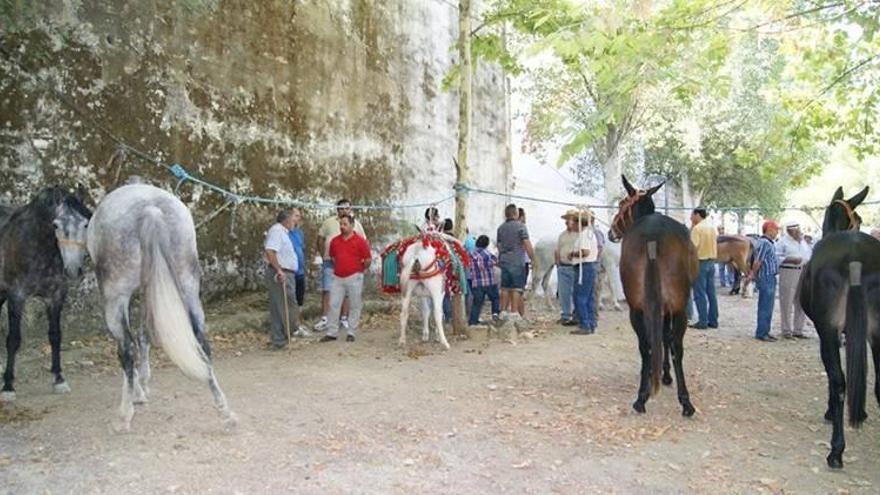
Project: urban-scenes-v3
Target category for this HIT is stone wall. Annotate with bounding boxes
[0,1,512,339]
[0,0,512,305]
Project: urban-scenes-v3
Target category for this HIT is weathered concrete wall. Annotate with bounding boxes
[0,0,511,310]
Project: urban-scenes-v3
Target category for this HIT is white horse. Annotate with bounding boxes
[87,184,236,431]
[397,239,450,350]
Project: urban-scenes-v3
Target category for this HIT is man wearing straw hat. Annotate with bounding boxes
[264,209,302,349]
[562,208,598,335]
[776,220,812,339]
[556,209,587,326]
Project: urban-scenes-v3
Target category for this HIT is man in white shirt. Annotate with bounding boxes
[565,210,598,335]
[265,209,303,348]
[776,220,812,339]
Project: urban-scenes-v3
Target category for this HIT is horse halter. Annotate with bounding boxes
[57,238,87,249]
[833,199,860,231]
[610,190,647,238]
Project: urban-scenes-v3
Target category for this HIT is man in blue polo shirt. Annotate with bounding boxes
[749,220,780,342]
[286,208,310,337]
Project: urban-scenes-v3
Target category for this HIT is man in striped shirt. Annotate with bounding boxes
[748,220,781,342]
[468,235,500,325]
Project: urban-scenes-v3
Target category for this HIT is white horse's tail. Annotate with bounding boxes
[140,206,210,382]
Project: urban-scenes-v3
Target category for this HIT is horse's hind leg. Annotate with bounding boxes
[671,312,695,417]
[398,285,413,347]
[103,295,137,431]
[420,296,432,343]
[187,297,237,426]
[133,330,151,403]
[430,280,450,350]
[662,315,673,386]
[1,296,22,401]
[630,310,651,413]
[818,325,846,468]
[872,331,880,408]
[46,298,70,394]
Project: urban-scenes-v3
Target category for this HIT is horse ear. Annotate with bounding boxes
[646,181,665,196]
[832,187,844,201]
[621,175,636,196]
[847,186,869,209]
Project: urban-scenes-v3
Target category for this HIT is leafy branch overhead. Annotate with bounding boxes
[467,0,878,206]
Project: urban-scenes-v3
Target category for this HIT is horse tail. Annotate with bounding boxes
[845,261,867,428]
[140,206,210,382]
[644,241,663,396]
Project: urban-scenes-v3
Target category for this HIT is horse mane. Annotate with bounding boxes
[27,187,92,219]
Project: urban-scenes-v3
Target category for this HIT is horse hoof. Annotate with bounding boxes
[826,453,843,469]
[824,410,833,422]
[662,375,673,386]
[682,404,696,417]
[632,401,646,414]
[113,420,132,433]
[223,411,240,429]
[397,339,407,348]
[0,390,16,402]
[53,381,71,394]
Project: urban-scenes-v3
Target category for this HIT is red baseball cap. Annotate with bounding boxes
[762,220,779,232]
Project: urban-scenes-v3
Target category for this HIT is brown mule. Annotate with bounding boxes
[717,235,753,296]
[608,176,698,416]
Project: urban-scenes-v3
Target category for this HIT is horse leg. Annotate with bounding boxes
[1,296,23,401]
[818,326,846,468]
[185,293,236,426]
[104,296,137,431]
[630,310,651,413]
[135,330,151,402]
[872,332,880,409]
[671,312,695,417]
[398,284,412,347]
[662,315,673,386]
[431,279,450,350]
[46,297,71,394]
[420,296,432,343]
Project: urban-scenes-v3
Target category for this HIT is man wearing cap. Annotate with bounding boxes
[749,220,781,342]
[555,210,585,325]
[689,208,719,330]
[776,221,812,339]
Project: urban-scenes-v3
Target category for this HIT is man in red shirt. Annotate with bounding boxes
[320,214,372,342]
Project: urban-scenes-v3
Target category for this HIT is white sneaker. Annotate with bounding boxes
[313,317,328,332]
[293,327,312,338]
[341,317,350,330]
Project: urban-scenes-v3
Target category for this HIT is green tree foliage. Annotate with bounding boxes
[474,0,875,206]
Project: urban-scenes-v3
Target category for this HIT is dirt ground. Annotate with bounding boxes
[2,289,880,494]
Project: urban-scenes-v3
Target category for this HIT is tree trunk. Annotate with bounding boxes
[452,0,471,339]
[600,127,621,207]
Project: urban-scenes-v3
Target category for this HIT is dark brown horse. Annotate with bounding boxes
[608,176,698,416]
[717,235,753,296]
[799,186,879,469]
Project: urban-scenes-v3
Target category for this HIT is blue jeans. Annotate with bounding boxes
[469,285,500,325]
[557,264,576,320]
[693,260,719,327]
[756,276,777,338]
[443,293,452,322]
[717,263,730,287]
[574,263,597,331]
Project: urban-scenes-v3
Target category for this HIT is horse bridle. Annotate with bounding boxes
[833,199,860,231]
[610,190,647,238]
[57,238,87,249]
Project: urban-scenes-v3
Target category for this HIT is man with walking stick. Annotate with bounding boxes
[264,209,303,349]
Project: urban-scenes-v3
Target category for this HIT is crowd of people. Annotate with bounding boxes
[261,198,849,349]
[685,212,816,342]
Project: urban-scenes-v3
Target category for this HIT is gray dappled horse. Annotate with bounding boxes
[799,186,879,469]
[88,184,235,430]
[0,187,91,401]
